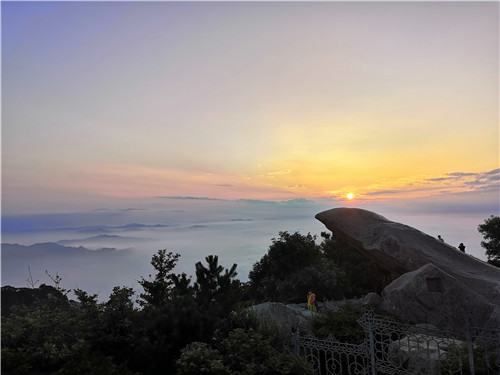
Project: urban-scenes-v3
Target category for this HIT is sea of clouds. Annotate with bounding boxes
[2,195,497,301]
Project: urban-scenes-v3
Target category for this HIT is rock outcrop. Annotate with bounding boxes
[388,331,465,375]
[250,302,311,333]
[381,263,495,333]
[316,207,500,331]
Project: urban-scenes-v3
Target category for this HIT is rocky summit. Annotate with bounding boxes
[316,207,500,332]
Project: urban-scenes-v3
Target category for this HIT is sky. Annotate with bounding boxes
[1,1,499,297]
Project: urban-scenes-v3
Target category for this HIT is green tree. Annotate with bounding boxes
[138,249,180,308]
[194,255,238,308]
[478,215,500,267]
[320,231,397,296]
[132,251,243,374]
[192,255,241,340]
[131,295,204,375]
[249,231,340,303]
[133,250,200,374]
[98,286,138,366]
[172,272,194,297]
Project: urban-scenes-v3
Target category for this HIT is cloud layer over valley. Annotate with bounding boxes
[3,195,497,300]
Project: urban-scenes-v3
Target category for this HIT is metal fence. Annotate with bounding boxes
[293,309,500,375]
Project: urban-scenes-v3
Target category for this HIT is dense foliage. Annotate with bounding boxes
[321,232,400,295]
[177,327,313,375]
[478,215,500,267]
[2,287,132,375]
[248,231,396,303]
[1,242,312,375]
[2,250,244,375]
[309,303,365,344]
[248,231,341,303]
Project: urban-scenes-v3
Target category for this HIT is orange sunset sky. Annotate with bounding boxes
[2,1,498,214]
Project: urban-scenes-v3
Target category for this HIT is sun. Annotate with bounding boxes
[346,193,354,200]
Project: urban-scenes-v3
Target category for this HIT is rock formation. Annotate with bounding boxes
[316,207,500,331]
[381,263,495,333]
[388,330,465,375]
[250,302,312,334]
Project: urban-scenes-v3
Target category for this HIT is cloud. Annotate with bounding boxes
[279,198,316,205]
[357,168,499,199]
[1,215,171,235]
[448,172,478,177]
[427,177,454,182]
[425,169,499,189]
[365,190,402,196]
[1,197,334,298]
[156,196,227,201]
[92,208,147,212]
[56,234,141,246]
[1,242,143,300]
[485,169,500,175]
[464,169,499,190]
[237,199,278,205]
[267,169,291,176]
[361,185,499,217]
[2,189,496,299]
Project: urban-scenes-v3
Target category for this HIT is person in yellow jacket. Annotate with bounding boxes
[307,291,317,313]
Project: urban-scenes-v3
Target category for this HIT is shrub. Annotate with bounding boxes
[310,303,365,344]
[177,342,231,375]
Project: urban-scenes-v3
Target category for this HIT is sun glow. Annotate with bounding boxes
[347,193,354,200]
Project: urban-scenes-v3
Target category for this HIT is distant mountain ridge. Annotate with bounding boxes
[56,234,139,246]
[2,221,170,234]
[1,242,138,298]
[1,242,128,259]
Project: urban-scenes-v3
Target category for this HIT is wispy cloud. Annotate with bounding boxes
[365,190,402,196]
[261,169,292,181]
[335,168,500,200]
[424,169,499,191]
[156,196,227,201]
[279,198,316,205]
[92,208,147,212]
[427,177,454,182]
[448,172,478,177]
[463,169,499,190]
[237,199,277,205]
[267,169,291,176]
[485,169,500,175]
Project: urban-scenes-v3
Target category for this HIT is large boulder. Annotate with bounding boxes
[388,331,465,375]
[315,208,500,306]
[249,302,311,334]
[381,263,495,333]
